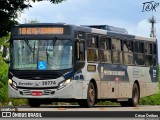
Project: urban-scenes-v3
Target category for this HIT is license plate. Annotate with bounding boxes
[32,91,42,96]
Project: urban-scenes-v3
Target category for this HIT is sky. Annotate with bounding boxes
[18,0,160,62]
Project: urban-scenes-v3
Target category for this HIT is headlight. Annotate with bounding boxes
[65,79,71,84]
[58,79,71,90]
[8,79,13,84]
[8,79,17,90]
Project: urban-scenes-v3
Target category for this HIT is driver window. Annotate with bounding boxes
[76,40,85,61]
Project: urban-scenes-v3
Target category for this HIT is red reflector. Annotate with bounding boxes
[115,77,119,81]
[32,91,42,96]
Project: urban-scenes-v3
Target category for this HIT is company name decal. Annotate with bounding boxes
[19,82,33,86]
[103,70,125,76]
[100,67,125,78]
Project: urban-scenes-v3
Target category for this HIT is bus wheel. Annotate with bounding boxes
[78,82,96,108]
[28,99,41,107]
[129,83,139,107]
[87,82,96,107]
[120,83,139,107]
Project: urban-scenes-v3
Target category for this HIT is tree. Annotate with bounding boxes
[0,0,65,38]
[25,18,40,24]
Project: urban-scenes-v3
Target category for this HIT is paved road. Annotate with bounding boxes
[17,105,160,111]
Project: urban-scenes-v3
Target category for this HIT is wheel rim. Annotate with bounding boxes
[88,84,95,105]
[133,87,139,104]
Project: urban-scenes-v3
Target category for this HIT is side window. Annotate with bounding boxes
[123,40,133,65]
[134,41,145,66]
[79,42,85,61]
[134,41,144,53]
[112,38,122,64]
[100,37,111,50]
[100,36,111,63]
[76,40,85,61]
[112,38,121,51]
[145,43,152,54]
[87,35,98,48]
[153,44,157,55]
[87,49,99,62]
[134,54,145,66]
[153,43,157,66]
[87,34,99,62]
[123,41,133,52]
[145,43,152,66]
[145,55,152,66]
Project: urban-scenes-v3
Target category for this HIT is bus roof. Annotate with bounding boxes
[81,25,128,34]
[14,23,157,42]
[81,25,156,42]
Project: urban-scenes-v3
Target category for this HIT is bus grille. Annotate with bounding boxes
[21,90,52,95]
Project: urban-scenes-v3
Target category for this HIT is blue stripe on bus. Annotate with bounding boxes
[97,64,158,82]
[63,70,75,79]
[63,69,84,80]
[74,71,84,80]
[97,64,129,81]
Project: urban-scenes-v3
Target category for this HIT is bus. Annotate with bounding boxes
[2,23,158,107]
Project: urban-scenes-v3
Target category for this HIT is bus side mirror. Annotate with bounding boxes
[2,46,7,58]
[2,45,10,64]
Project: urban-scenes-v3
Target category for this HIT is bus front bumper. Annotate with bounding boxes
[8,80,88,99]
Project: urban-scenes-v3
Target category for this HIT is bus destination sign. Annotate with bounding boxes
[19,27,64,35]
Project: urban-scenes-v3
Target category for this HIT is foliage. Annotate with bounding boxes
[139,92,160,105]
[97,101,119,106]
[0,57,8,85]
[0,0,66,38]
[26,18,40,24]
[0,55,8,104]
[33,0,65,4]
[0,33,10,46]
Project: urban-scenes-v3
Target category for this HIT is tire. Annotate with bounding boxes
[28,99,41,107]
[78,82,96,108]
[120,83,139,107]
[129,83,139,107]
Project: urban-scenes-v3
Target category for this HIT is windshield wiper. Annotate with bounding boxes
[24,40,33,53]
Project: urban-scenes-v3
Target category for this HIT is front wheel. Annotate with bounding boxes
[78,82,96,108]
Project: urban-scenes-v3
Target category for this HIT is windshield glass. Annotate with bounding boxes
[10,40,72,70]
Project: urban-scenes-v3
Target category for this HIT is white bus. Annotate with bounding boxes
[3,23,158,107]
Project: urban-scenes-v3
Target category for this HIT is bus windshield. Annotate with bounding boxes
[10,40,72,70]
